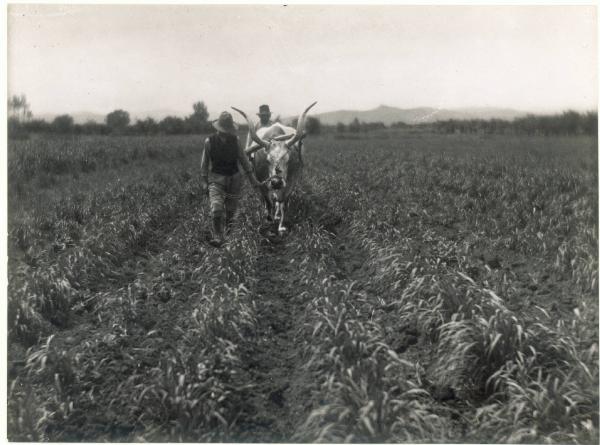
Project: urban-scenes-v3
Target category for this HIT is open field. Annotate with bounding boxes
[7,130,599,442]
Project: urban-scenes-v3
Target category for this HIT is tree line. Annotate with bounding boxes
[334,111,597,136]
[336,118,387,133]
[421,110,598,136]
[7,94,597,138]
[7,95,326,139]
[8,98,216,138]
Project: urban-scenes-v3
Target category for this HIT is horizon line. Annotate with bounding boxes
[28,103,599,119]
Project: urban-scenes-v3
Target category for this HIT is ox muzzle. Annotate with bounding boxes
[270,176,285,190]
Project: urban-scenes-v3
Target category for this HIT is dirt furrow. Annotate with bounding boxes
[234,236,305,442]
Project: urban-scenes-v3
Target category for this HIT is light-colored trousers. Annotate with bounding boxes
[207,171,242,216]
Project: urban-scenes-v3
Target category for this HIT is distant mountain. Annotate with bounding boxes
[313,105,527,126]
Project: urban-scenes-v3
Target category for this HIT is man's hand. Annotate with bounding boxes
[249,175,265,193]
[200,178,209,195]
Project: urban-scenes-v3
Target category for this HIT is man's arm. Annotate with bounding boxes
[200,137,210,181]
[200,138,210,193]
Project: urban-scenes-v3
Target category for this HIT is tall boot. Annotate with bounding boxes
[210,213,224,247]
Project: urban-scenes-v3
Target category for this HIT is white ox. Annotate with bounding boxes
[232,102,317,234]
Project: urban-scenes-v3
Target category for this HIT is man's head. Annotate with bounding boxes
[212,111,238,135]
[257,104,272,125]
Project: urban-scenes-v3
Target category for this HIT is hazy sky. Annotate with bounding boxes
[7,4,598,118]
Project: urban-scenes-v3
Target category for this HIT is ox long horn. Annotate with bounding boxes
[231,107,269,154]
[286,101,318,148]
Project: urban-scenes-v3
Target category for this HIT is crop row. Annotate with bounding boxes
[289,134,598,442]
[8,135,204,203]
[8,155,268,440]
[8,169,202,345]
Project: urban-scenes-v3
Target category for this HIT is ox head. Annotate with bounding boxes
[232,102,317,191]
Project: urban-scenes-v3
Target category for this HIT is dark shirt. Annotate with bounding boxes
[200,133,253,178]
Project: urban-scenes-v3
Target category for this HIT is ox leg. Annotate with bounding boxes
[277,202,287,234]
[265,199,274,222]
[261,189,274,222]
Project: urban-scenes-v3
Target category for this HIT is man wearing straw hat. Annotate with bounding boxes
[200,111,262,247]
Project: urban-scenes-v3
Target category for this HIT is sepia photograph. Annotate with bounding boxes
[5,3,599,443]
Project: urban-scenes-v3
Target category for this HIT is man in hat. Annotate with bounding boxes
[201,111,262,247]
[245,104,274,151]
[257,104,274,129]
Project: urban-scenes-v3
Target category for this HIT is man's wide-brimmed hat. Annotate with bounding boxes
[257,104,272,117]
[212,111,238,134]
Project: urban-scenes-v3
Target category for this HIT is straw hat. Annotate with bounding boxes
[212,111,238,134]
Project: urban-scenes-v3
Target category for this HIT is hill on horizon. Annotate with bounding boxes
[312,105,528,126]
